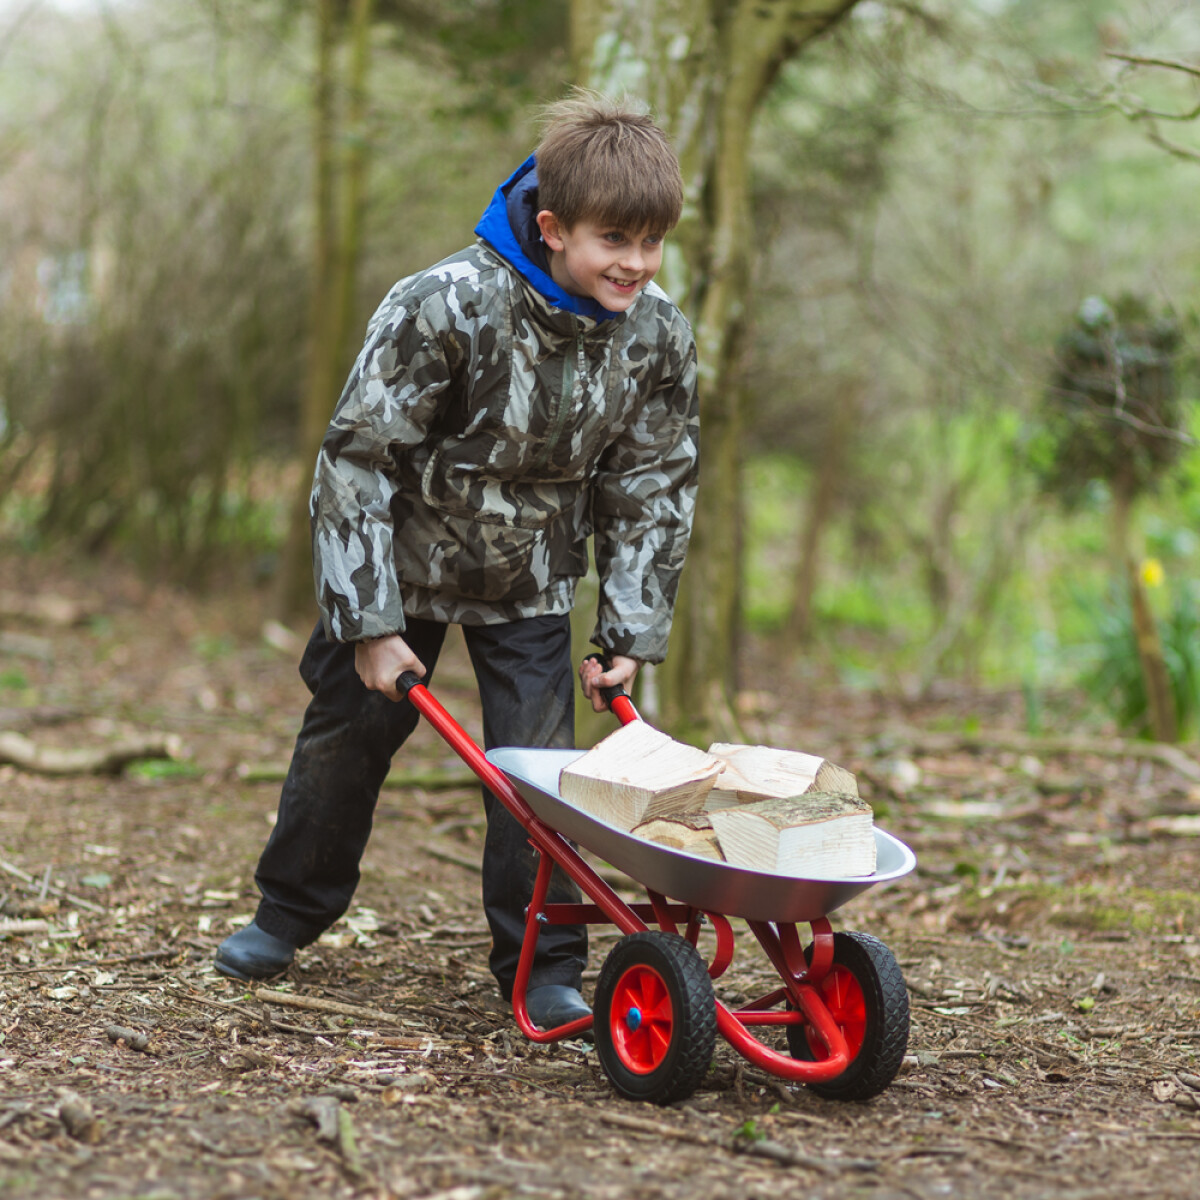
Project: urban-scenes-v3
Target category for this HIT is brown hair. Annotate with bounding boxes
[536,92,683,234]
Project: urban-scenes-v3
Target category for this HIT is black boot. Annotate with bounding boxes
[525,984,592,1032]
[215,921,296,981]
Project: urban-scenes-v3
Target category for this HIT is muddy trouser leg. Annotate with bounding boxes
[462,615,586,1002]
[251,618,449,948]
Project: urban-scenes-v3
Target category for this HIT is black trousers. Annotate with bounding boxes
[252,614,586,1000]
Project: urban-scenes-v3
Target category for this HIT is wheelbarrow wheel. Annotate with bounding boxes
[594,931,716,1105]
[787,930,909,1101]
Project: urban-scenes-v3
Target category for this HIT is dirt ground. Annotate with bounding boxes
[3,553,1200,1200]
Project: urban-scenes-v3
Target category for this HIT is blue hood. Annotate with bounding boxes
[475,155,619,323]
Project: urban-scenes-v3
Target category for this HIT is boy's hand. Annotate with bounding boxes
[354,635,426,702]
[579,654,641,713]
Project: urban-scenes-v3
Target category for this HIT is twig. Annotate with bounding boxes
[597,1110,873,1175]
[1107,51,1200,80]
[0,858,105,914]
[420,845,481,873]
[254,987,404,1026]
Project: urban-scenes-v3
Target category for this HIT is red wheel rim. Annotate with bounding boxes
[610,964,674,1074]
[804,963,867,1060]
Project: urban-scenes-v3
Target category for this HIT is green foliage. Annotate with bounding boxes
[0,668,29,691]
[1076,579,1200,739]
[1033,294,1186,508]
[126,759,204,781]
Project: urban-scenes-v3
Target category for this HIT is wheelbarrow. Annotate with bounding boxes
[398,669,916,1106]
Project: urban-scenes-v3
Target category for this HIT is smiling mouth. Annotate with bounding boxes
[604,276,640,290]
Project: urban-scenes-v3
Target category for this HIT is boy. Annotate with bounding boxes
[216,94,699,1032]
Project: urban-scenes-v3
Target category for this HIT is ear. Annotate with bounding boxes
[536,210,566,253]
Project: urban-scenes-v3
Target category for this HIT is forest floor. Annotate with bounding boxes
[2,550,1200,1200]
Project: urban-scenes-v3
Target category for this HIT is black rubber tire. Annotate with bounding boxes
[593,931,717,1105]
[787,930,910,1101]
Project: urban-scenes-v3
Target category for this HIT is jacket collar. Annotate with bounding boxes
[475,155,624,330]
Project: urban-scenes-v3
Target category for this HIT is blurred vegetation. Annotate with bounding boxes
[1,0,1199,738]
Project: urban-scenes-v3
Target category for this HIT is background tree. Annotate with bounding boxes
[570,0,861,743]
[1035,294,1187,740]
[277,0,376,621]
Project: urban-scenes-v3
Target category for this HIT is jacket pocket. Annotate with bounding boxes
[401,449,588,603]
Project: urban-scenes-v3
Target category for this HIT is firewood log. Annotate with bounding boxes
[631,811,725,861]
[705,742,858,811]
[559,722,722,830]
[708,791,876,877]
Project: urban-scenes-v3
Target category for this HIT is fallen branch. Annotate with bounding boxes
[255,987,404,1026]
[0,729,182,776]
[888,728,1200,784]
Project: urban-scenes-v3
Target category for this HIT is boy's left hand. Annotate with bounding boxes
[579,654,641,713]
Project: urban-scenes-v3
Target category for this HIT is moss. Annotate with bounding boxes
[956,882,1200,934]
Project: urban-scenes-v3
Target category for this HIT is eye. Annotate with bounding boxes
[644,234,664,247]
[603,231,625,244]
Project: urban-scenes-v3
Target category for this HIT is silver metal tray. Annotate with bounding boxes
[489,747,917,924]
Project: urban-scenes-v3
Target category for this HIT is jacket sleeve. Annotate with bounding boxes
[311,290,453,642]
[590,325,699,665]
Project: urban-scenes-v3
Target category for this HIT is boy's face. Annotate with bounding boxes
[536,211,664,313]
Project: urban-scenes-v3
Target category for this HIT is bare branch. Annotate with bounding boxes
[1107,51,1200,81]
[1146,126,1200,165]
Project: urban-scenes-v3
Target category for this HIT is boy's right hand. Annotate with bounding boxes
[354,635,426,702]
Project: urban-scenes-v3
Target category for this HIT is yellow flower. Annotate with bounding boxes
[1140,557,1165,589]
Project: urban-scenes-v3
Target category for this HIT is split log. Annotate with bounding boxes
[559,722,722,830]
[0,729,182,776]
[706,742,858,810]
[709,792,876,877]
[631,811,725,861]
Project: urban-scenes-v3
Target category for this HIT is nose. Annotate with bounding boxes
[619,244,645,272]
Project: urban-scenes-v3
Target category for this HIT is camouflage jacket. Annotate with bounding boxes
[311,156,699,664]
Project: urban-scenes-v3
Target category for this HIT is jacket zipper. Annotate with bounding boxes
[533,321,586,471]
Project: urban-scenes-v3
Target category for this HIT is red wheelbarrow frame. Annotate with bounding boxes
[400,673,856,1084]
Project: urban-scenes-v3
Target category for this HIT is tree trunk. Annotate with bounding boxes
[787,384,861,643]
[571,0,859,743]
[277,0,376,623]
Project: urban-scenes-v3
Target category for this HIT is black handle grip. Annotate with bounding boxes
[397,671,424,698]
[582,652,629,708]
